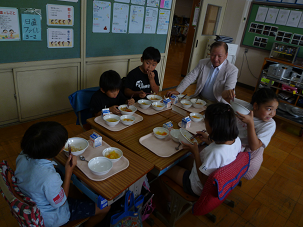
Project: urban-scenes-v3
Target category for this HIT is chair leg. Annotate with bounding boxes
[223,199,235,208]
[206,213,216,223]
[237,180,242,187]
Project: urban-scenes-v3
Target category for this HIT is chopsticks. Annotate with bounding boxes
[127,94,134,108]
[180,94,187,100]
[232,88,235,102]
[190,130,206,140]
[68,143,73,167]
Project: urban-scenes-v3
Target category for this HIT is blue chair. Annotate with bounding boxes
[68,87,99,130]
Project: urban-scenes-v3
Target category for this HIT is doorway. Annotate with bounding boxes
[162,0,227,90]
[162,0,196,90]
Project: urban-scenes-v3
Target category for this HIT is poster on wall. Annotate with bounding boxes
[147,0,160,7]
[275,9,290,25]
[93,1,111,33]
[115,0,130,3]
[112,3,129,33]
[131,0,145,5]
[160,0,172,9]
[286,10,302,27]
[255,6,268,22]
[157,9,170,34]
[144,7,158,33]
[46,4,74,26]
[58,0,78,2]
[47,28,73,48]
[265,8,279,24]
[129,5,144,33]
[0,7,20,41]
[21,9,42,41]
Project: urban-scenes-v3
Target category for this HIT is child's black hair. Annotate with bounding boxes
[142,47,161,63]
[21,121,68,159]
[250,88,278,106]
[205,103,238,143]
[99,70,122,92]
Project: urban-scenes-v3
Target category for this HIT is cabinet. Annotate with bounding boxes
[255,57,303,135]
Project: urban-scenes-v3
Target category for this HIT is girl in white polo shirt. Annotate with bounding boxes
[165,103,241,197]
[236,88,279,180]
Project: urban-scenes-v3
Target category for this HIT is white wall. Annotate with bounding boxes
[174,0,193,18]
[221,0,267,88]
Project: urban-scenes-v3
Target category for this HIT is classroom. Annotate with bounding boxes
[0,0,303,226]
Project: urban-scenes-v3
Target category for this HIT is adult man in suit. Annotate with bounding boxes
[166,41,237,103]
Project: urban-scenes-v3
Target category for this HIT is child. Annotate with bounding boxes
[90,70,135,116]
[165,103,241,197]
[236,88,278,180]
[14,122,110,227]
[124,47,161,100]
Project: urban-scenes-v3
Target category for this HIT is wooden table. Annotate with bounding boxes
[86,111,167,142]
[55,129,154,206]
[119,120,192,176]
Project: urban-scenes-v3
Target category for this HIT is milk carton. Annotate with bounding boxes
[89,132,102,148]
[163,121,173,131]
[170,94,178,104]
[181,116,191,129]
[102,108,110,117]
[163,98,172,108]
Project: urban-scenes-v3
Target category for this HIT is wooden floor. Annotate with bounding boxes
[1,43,303,227]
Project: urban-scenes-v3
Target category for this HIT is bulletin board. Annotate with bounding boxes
[0,0,80,64]
[86,0,169,57]
[241,2,303,58]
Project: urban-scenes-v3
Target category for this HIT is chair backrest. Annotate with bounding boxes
[68,87,99,125]
[0,160,45,226]
[193,152,250,216]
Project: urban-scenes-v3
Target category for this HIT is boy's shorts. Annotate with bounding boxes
[68,197,95,221]
[182,170,199,197]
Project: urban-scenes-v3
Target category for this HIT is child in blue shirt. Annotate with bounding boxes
[15,121,110,227]
[90,70,135,116]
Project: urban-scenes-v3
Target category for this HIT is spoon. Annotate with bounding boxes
[79,155,89,162]
[175,142,181,150]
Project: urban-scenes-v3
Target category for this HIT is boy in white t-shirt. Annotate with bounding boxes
[236,88,278,180]
[164,103,242,197]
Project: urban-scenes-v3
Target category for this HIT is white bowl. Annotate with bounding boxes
[118,105,137,115]
[179,128,198,145]
[64,137,89,156]
[152,102,165,111]
[102,147,123,163]
[88,157,113,175]
[170,129,180,143]
[138,99,152,109]
[147,95,162,102]
[180,100,192,109]
[178,94,190,101]
[190,113,204,122]
[190,98,207,109]
[153,127,169,139]
[103,114,120,127]
[120,115,135,126]
[230,101,250,115]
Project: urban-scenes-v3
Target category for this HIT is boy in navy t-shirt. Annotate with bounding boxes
[90,70,135,116]
[124,47,161,100]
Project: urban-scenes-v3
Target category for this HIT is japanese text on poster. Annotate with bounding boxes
[21,13,41,41]
[112,3,129,33]
[0,7,20,41]
[129,5,144,33]
[131,0,146,5]
[157,9,170,34]
[144,7,158,34]
[47,4,74,26]
[47,28,73,48]
[93,1,111,33]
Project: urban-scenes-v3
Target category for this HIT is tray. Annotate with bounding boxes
[174,102,206,113]
[134,102,172,115]
[67,140,129,181]
[139,132,182,157]
[178,120,206,135]
[94,113,143,131]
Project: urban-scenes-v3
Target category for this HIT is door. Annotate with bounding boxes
[188,0,227,72]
